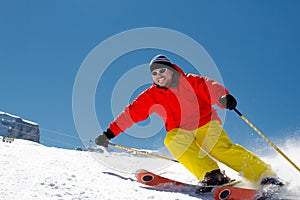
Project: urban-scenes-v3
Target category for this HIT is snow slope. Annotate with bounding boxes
[1,137,300,200]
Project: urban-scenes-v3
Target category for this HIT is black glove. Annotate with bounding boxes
[219,94,237,110]
[95,134,109,147]
[95,129,115,147]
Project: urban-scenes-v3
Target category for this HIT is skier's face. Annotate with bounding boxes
[151,68,173,87]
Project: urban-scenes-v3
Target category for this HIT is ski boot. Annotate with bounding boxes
[196,169,231,193]
[260,177,285,198]
[260,177,284,187]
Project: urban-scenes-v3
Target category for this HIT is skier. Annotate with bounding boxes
[95,54,283,187]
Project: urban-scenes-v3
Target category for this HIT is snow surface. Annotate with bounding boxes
[1,137,300,200]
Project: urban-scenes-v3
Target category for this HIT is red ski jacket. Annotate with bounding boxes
[109,64,229,136]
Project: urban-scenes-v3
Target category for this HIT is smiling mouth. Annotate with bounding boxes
[158,78,165,82]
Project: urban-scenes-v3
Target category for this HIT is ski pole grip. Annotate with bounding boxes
[233,108,242,117]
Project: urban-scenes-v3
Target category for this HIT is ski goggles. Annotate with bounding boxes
[151,68,168,76]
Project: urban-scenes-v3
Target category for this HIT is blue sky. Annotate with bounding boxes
[1,1,300,153]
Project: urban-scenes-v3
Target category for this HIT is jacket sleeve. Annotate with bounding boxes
[108,89,155,136]
[197,76,229,109]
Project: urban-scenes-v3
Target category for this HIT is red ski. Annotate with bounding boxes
[214,186,263,200]
[136,169,264,200]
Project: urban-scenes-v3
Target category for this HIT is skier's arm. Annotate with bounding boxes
[95,89,155,146]
[109,89,155,136]
[194,76,237,110]
[202,77,237,110]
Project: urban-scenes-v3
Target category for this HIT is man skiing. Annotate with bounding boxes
[95,54,283,187]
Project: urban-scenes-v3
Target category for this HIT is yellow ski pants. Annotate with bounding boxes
[164,120,274,182]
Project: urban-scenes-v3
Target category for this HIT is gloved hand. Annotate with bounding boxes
[95,134,109,147]
[95,129,115,147]
[219,94,237,110]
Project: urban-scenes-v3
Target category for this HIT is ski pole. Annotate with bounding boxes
[108,142,179,163]
[233,108,300,173]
